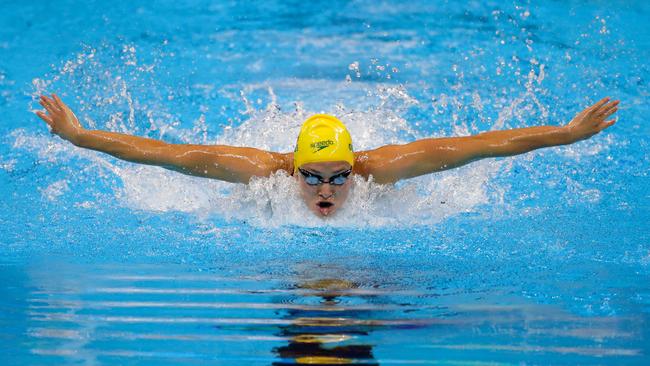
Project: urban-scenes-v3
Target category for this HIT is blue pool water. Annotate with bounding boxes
[1,0,649,364]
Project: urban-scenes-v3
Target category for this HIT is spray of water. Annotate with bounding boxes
[18,43,582,228]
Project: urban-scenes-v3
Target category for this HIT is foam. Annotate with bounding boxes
[14,97,503,228]
[40,180,70,201]
[20,43,543,228]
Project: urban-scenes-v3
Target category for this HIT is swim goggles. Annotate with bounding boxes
[298,168,352,186]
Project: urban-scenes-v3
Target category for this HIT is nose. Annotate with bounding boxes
[318,183,334,199]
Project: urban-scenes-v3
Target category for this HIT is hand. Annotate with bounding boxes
[35,94,85,144]
[565,97,619,142]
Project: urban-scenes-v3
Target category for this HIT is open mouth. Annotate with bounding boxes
[316,201,335,216]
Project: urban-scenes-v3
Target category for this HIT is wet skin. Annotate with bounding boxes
[37,94,620,217]
[296,161,353,217]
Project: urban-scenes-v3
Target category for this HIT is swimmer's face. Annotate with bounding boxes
[296,161,353,217]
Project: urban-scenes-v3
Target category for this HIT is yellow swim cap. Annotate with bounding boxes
[294,114,354,171]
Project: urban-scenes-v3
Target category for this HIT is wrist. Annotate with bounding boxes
[559,125,576,144]
[69,128,88,146]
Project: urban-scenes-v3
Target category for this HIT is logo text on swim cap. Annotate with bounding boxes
[310,140,334,153]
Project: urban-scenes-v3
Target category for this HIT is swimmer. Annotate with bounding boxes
[36,94,619,217]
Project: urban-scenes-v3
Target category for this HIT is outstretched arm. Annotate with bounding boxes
[355,97,619,184]
[36,94,291,183]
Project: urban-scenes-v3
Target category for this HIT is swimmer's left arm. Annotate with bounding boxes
[356,97,619,184]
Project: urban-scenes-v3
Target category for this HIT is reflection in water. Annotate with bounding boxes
[13,263,646,364]
[272,278,380,365]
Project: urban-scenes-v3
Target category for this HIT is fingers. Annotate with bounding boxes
[52,93,63,105]
[35,110,53,126]
[598,118,616,131]
[52,93,70,113]
[36,110,58,135]
[600,107,618,120]
[36,94,63,131]
[588,97,610,113]
[598,100,619,118]
[39,95,61,114]
[39,95,55,109]
[587,98,620,129]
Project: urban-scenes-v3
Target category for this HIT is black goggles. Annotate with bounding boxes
[298,168,352,186]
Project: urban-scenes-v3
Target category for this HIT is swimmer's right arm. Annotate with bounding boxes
[35,94,291,183]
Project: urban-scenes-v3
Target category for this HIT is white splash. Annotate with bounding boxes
[14,93,505,228]
[20,43,537,228]
[0,158,16,172]
[40,180,70,201]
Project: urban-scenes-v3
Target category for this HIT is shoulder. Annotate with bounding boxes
[352,147,397,182]
[351,139,462,184]
[271,152,294,174]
